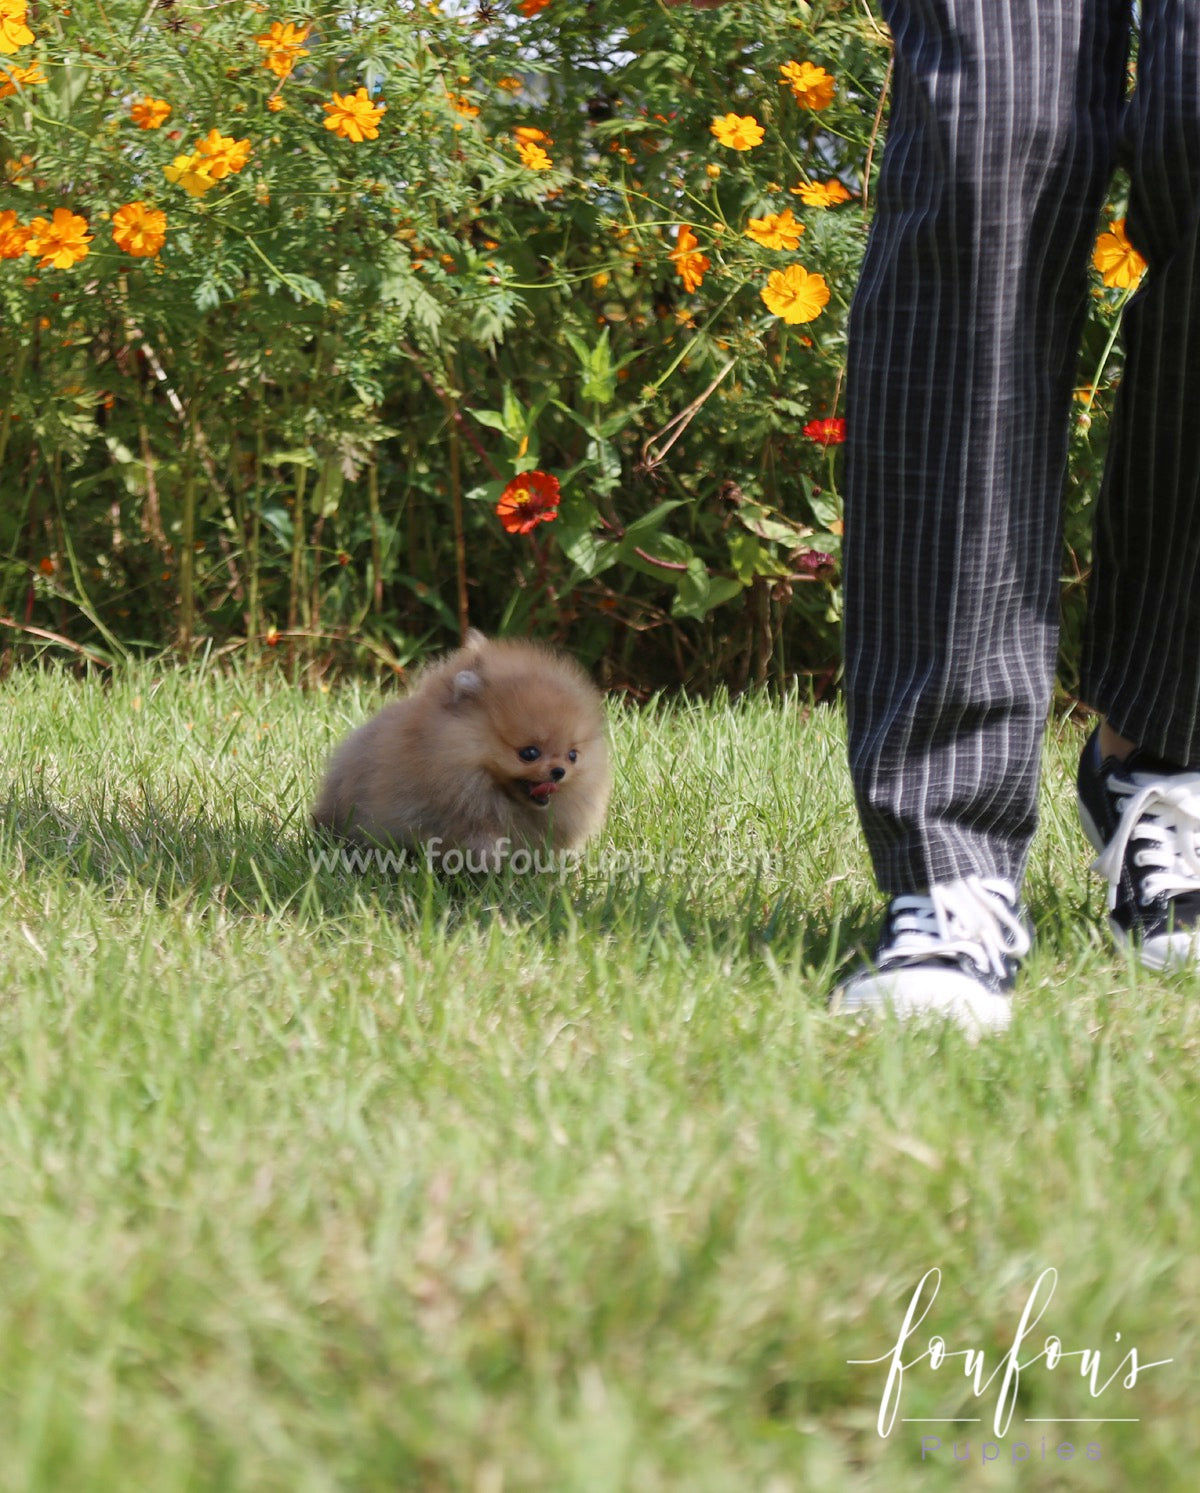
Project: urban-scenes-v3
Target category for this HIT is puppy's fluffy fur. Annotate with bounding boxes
[312,632,610,865]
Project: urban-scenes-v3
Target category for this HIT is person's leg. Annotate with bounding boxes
[1081,0,1200,762]
[1075,0,1200,966]
[843,0,1132,896]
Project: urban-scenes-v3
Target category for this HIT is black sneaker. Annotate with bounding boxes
[829,877,1030,1034]
[1077,725,1200,969]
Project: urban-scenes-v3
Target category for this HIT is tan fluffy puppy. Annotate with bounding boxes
[312,631,610,869]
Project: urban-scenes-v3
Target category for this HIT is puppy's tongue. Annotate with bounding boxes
[529,780,557,802]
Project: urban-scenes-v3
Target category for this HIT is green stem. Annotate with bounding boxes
[0,339,30,479]
[287,464,309,632]
[247,392,265,655]
[179,405,198,649]
[1082,287,1136,418]
[368,458,383,615]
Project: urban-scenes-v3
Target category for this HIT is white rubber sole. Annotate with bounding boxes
[830,966,1013,1035]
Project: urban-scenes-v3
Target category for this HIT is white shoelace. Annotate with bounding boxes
[884,876,1031,980]
[1093,771,1200,910]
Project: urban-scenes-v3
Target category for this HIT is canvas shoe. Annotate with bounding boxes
[1077,725,1200,969]
[829,876,1030,1034]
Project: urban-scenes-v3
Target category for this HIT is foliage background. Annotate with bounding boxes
[0,0,1130,692]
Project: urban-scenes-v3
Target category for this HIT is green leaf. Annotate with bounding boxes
[671,564,742,619]
[728,532,762,582]
[284,275,328,307]
[622,499,688,545]
[738,502,811,544]
[620,531,694,579]
[557,524,616,582]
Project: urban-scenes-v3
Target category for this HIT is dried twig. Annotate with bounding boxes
[639,358,736,474]
[0,615,111,667]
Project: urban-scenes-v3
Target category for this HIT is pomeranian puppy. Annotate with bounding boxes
[312,631,610,869]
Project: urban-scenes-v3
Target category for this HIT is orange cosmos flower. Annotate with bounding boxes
[513,125,552,145]
[515,138,553,170]
[25,208,93,269]
[496,470,561,534]
[447,91,479,117]
[780,60,836,110]
[761,264,830,323]
[266,94,285,112]
[256,20,310,79]
[193,128,252,179]
[710,112,764,150]
[0,208,30,258]
[803,417,846,445]
[323,87,386,142]
[497,75,523,92]
[163,152,218,196]
[111,201,167,258]
[746,208,804,251]
[519,0,550,15]
[0,0,34,55]
[792,177,851,208]
[670,224,710,293]
[0,59,45,97]
[130,95,171,129]
[1093,217,1147,289]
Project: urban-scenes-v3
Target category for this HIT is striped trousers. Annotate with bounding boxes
[843,0,1200,894]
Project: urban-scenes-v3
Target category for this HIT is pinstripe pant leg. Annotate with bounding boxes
[843,0,1131,895]
[1081,0,1200,765]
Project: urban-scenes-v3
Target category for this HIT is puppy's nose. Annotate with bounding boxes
[550,766,566,781]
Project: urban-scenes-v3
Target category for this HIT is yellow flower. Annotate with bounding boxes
[513,125,552,145]
[163,152,218,196]
[710,112,764,151]
[760,263,830,324]
[256,21,310,79]
[0,208,30,258]
[0,0,34,55]
[25,207,93,269]
[515,138,553,170]
[323,87,386,142]
[1092,217,1147,289]
[266,94,285,112]
[193,128,252,179]
[129,95,171,129]
[497,75,523,92]
[670,224,710,294]
[0,59,44,97]
[447,91,479,117]
[780,60,836,110]
[746,208,804,251]
[792,177,851,208]
[111,201,167,258]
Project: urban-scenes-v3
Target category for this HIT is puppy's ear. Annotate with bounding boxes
[451,668,484,703]
[463,628,488,650]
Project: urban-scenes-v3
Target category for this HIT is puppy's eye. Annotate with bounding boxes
[518,745,541,762]
[568,750,578,763]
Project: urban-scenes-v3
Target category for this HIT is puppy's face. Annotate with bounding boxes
[486,685,600,812]
[451,663,604,812]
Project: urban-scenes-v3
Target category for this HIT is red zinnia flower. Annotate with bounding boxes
[496,470,561,534]
[803,417,846,445]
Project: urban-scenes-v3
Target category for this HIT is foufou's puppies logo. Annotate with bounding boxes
[848,1268,1172,1439]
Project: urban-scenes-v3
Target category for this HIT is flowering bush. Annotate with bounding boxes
[0,0,1132,691]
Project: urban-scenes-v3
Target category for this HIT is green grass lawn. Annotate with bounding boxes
[1,664,1196,1492]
